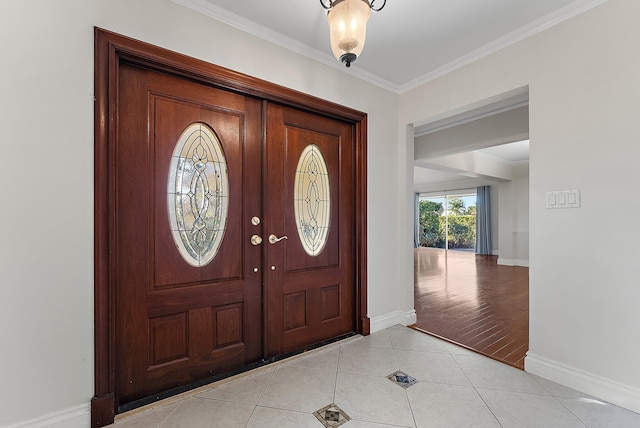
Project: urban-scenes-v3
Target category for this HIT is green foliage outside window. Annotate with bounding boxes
[445,215,476,248]
[418,200,444,247]
[418,198,476,249]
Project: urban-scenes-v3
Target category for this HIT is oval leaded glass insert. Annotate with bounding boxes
[294,144,330,256]
[168,122,229,267]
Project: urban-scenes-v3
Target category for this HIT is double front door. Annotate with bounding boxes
[114,63,355,406]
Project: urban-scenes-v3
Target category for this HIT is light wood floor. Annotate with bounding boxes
[413,247,529,369]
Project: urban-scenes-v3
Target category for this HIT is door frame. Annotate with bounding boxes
[92,28,368,427]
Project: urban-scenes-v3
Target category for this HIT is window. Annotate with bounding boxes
[418,192,476,251]
[167,123,229,267]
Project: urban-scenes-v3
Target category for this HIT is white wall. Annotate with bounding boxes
[414,105,529,160]
[400,0,640,413]
[512,164,530,263]
[0,1,400,426]
[497,164,530,266]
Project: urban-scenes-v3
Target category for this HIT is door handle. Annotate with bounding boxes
[250,235,263,245]
[268,234,288,244]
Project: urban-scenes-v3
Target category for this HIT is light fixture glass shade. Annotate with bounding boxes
[327,0,371,66]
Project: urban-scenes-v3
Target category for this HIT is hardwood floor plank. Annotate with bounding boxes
[413,248,529,369]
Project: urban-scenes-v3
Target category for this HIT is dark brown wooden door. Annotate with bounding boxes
[264,104,355,357]
[94,29,367,426]
[115,63,263,405]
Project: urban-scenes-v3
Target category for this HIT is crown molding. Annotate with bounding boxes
[397,0,610,93]
[170,0,401,93]
[172,0,609,95]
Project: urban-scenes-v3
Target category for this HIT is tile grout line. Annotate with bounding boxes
[449,350,505,428]
[242,366,279,427]
[389,328,417,428]
[530,375,591,428]
[255,366,278,405]
[333,343,342,405]
[242,406,256,428]
[552,397,590,428]
[472,387,505,428]
[402,379,419,428]
[156,398,186,428]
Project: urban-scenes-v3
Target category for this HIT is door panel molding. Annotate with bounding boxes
[93,27,368,427]
[264,103,356,357]
[114,63,263,405]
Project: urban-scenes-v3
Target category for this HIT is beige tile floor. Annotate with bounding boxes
[109,325,640,428]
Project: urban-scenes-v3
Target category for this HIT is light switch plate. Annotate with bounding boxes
[546,190,580,208]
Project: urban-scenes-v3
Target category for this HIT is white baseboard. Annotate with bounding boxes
[370,310,417,333]
[526,353,640,414]
[3,403,90,428]
[497,257,529,267]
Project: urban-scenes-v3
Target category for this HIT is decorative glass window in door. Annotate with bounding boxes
[294,144,330,256]
[168,122,229,267]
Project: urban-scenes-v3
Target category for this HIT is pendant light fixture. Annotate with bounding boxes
[320,0,386,68]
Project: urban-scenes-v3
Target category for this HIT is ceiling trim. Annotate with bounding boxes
[414,97,529,137]
[413,86,529,130]
[398,0,610,93]
[170,0,401,92]
[172,0,609,94]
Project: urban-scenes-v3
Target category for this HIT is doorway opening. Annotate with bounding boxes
[410,90,530,369]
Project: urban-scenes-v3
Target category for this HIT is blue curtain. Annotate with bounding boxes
[476,186,492,255]
[414,193,420,248]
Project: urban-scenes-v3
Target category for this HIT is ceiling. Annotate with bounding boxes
[478,139,529,163]
[414,139,529,189]
[173,0,606,93]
